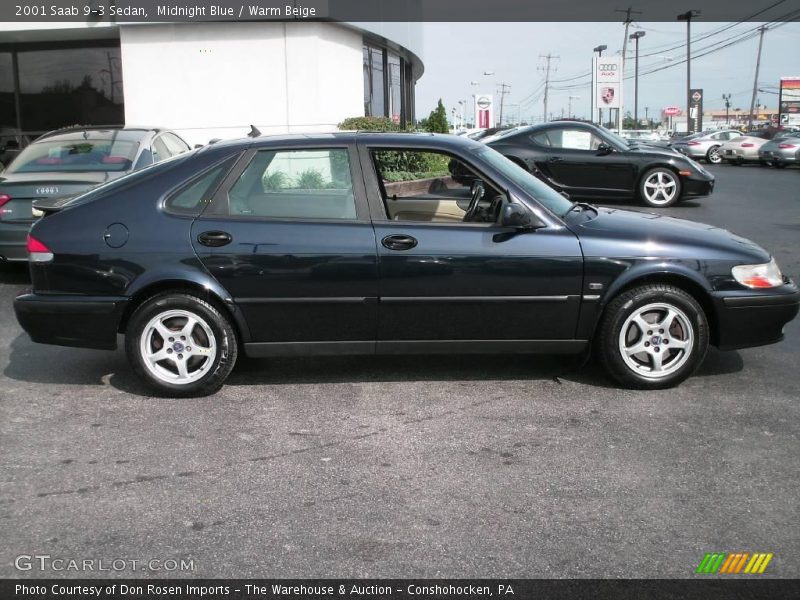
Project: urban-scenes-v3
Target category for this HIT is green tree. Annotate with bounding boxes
[425,99,449,133]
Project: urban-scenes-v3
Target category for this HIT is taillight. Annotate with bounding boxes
[26,234,53,263]
[0,193,11,208]
[687,141,701,146]
[741,143,754,147]
[778,143,796,149]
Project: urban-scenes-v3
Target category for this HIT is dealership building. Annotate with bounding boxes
[0,20,423,146]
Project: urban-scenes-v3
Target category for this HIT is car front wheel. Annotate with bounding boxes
[597,284,709,389]
[125,293,238,397]
[639,168,682,207]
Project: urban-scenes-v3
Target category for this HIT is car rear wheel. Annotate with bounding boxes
[773,161,787,169]
[597,284,708,389]
[706,145,722,164]
[639,168,681,208]
[126,293,238,397]
[759,159,771,167]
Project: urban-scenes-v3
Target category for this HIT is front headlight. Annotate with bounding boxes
[732,258,784,289]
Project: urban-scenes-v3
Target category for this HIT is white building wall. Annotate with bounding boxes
[119,22,364,147]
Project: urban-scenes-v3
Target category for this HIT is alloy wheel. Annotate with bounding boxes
[618,303,694,379]
[707,146,722,164]
[642,171,678,205]
[139,309,218,384]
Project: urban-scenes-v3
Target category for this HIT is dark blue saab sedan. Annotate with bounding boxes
[13,133,799,396]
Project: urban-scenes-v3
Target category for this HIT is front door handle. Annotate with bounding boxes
[381,234,418,251]
[197,230,232,247]
[548,156,564,163]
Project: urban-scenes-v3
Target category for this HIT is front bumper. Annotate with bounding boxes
[711,283,800,350]
[681,172,715,198]
[14,291,128,350]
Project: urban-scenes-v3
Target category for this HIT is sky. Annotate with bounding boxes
[415,21,800,125]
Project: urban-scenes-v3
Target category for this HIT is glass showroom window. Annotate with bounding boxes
[363,45,385,119]
[15,45,124,134]
[387,52,402,124]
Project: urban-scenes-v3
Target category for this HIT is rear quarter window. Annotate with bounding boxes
[165,156,238,216]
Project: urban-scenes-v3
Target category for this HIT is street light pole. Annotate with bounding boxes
[722,93,731,126]
[677,10,701,132]
[629,31,645,128]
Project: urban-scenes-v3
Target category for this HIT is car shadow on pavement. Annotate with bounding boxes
[0,263,30,286]
[4,333,152,395]
[5,331,744,396]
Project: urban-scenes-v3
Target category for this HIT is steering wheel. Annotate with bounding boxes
[463,181,485,222]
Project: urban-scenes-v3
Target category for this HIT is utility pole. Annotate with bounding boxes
[496,82,511,126]
[722,93,732,126]
[678,9,701,132]
[616,6,642,132]
[629,31,645,128]
[538,53,559,123]
[748,26,767,132]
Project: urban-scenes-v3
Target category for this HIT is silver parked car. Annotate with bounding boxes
[758,131,800,168]
[671,129,743,164]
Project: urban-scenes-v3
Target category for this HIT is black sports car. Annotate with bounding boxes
[485,121,714,207]
[13,132,798,397]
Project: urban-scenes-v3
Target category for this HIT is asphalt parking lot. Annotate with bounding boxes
[0,164,798,579]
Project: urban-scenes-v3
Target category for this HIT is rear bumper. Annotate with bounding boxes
[0,222,30,262]
[711,284,800,350]
[14,291,128,350]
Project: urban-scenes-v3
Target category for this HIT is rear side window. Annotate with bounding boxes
[226,148,356,220]
[165,156,237,216]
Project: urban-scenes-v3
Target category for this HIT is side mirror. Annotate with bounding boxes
[500,203,545,230]
[596,143,613,155]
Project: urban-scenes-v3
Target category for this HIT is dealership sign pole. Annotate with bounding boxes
[688,89,703,134]
[595,56,621,128]
[474,95,494,129]
[779,77,800,127]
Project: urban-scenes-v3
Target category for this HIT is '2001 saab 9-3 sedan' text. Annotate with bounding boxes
[14,133,799,396]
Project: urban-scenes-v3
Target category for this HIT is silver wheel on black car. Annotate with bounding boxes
[140,309,217,384]
[639,168,681,208]
[597,284,708,389]
[126,293,237,397]
[617,303,694,379]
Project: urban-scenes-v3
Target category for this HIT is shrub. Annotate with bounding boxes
[295,168,325,189]
[262,171,287,191]
[338,116,401,132]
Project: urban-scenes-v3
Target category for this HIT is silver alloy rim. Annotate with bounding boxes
[707,146,721,163]
[642,171,677,205]
[140,309,217,385]
[618,303,694,379]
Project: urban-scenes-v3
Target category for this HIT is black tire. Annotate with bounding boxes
[759,159,771,167]
[705,145,722,164]
[638,168,682,208]
[773,161,787,169]
[597,284,709,390]
[125,293,238,397]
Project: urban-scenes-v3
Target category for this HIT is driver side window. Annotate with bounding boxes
[370,148,503,224]
[544,128,604,151]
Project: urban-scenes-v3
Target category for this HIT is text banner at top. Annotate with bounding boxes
[1,0,798,23]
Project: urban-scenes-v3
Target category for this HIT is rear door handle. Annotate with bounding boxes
[381,234,418,251]
[548,156,564,163]
[197,230,232,247]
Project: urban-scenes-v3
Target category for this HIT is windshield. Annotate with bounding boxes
[472,145,573,217]
[597,128,629,151]
[7,138,140,173]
